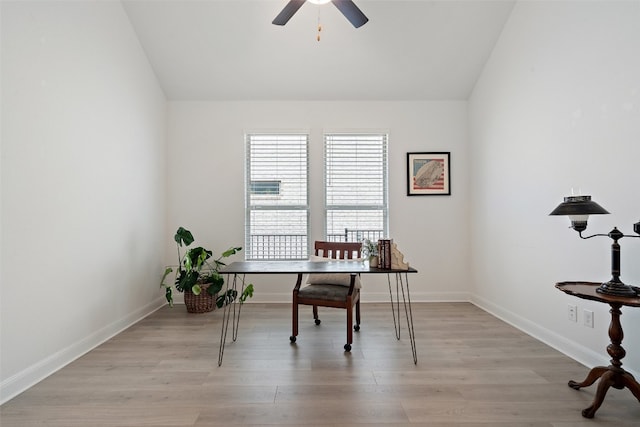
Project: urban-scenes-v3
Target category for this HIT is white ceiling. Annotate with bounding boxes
[122,0,515,101]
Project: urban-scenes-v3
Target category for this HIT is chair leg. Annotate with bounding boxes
[290,298,298,343]
[345,304,353,352]
[354,300,361,331]
[313,305,321,325]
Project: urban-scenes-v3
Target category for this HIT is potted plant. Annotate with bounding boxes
[160,227,253,313]
[362,238,379,268]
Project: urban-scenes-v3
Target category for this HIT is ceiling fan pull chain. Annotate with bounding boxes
[317,8,322,41]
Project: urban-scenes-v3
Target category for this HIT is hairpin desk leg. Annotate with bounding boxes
[387,273,401,339]
[386,272,418,364]
[218,273,244,366]
[398,272,417,364]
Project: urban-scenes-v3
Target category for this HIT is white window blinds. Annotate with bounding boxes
[245,134,309,260]
[325,133,388,242]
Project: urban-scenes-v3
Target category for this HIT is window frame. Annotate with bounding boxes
[244,133,309,260]
[323,133,389,243]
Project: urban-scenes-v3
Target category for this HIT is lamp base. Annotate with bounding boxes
[596,281,638,297]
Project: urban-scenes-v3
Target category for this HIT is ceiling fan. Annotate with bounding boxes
[272,0,369,28]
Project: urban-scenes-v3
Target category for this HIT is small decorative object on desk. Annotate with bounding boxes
[390,242,410,269]
[377,239,410,270]
[378,239,392,269]
[362,238,379,267]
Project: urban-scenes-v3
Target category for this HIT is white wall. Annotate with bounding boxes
[469,0,640,376]
[0,1,167,402]
[166,101,471,303]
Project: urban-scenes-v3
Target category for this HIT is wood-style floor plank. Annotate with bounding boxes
[1,302,639,426]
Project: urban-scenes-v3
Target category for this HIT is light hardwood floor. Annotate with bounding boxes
[1,302,639,426]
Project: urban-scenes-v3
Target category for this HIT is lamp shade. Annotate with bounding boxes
[549,195,610,217]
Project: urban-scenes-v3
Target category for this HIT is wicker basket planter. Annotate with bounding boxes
[183,283,217,313]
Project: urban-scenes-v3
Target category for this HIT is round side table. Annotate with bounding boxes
[556,281,640,418]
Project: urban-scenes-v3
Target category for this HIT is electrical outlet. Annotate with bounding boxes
[584,309,594,328]
[568,304,577,322]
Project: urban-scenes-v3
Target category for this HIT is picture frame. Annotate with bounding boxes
[407,152,451,196]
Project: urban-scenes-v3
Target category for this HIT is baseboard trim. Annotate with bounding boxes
[0,297,167,405]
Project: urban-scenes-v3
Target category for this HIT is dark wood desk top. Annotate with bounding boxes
[220,261,418,275]
[556,281,640,307]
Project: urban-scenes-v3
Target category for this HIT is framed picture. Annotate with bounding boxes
[407,152,451,196]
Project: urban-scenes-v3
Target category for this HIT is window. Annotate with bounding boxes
[245,134,309,260]
[325,133,388,243]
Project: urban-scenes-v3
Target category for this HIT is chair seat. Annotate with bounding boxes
[298,284,351,302]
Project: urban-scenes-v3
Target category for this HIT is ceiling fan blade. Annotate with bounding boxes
[332,0,368,28]
[272,0,306,26]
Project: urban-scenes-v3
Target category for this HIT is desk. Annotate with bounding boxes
[555,281,640,418]
[218,261,418,366]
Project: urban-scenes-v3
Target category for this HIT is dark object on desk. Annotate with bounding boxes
[549,194,640,297]
[555,281,640,418]
[291,241,363,352]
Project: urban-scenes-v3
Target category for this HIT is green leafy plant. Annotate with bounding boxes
[160,227,253,309]
[362,238,378,258]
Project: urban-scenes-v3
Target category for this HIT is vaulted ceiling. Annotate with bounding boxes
[122,0,515,101]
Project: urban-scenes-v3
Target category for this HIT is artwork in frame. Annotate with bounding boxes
[407,152,451,196]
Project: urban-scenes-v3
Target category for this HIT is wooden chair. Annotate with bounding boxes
[290,241,363,351]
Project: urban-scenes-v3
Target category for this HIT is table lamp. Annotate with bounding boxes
[550,195,640,297]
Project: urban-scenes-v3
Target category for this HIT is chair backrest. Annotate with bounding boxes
[314,241,362,260]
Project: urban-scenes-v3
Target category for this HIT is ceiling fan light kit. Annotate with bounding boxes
[272,0,369,28]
